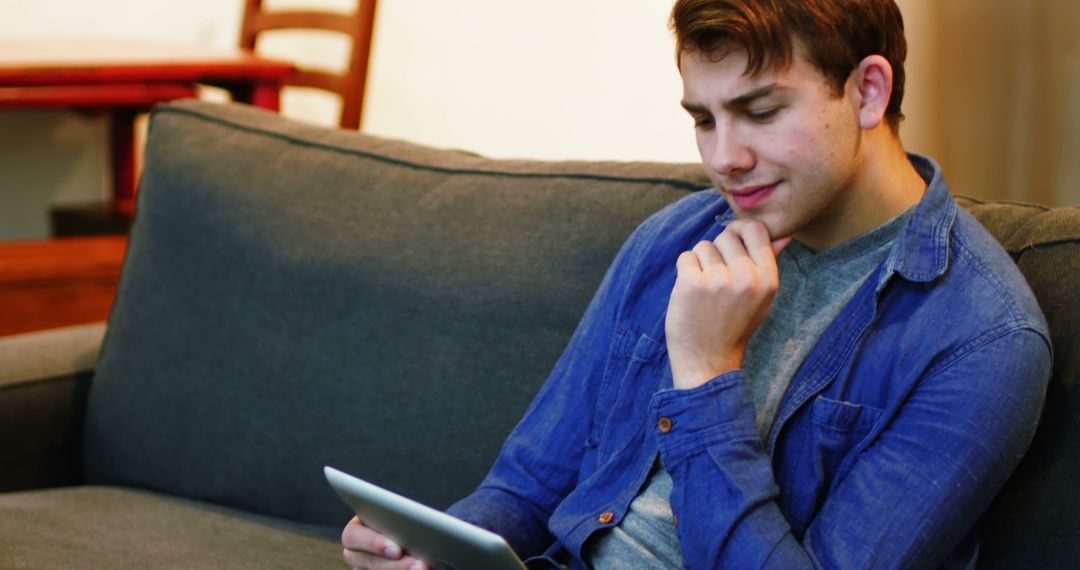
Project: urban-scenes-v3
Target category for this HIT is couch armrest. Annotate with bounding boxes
[0,322,106,492]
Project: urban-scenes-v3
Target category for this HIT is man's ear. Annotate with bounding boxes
[852,55,893,130]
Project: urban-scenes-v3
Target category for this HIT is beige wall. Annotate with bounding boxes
[360,1,696,162]
[0,0,1075,239]
[898,0,1080,206]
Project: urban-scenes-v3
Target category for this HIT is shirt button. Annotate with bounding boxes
[658,417,673,433]
[673,514,679,528]
[598,511,615,524]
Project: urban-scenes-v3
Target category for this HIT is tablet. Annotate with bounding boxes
[324,466,527,570]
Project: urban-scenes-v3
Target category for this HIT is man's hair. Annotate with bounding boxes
[670,0,908,131]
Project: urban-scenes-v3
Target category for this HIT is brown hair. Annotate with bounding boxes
[670,0,908,131]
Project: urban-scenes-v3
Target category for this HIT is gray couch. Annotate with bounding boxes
[0,100,1076,569]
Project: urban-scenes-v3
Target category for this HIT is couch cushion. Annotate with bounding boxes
[84,100,710,526]
[0,486,339,568]
[955,197,1080,570]
[0,324,103,491]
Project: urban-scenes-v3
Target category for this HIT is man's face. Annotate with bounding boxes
[680,46,863,246]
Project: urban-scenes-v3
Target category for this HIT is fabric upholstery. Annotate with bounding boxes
[0,486,339,568]
[0,323,104,385]
[0,324,104,492]
[83,100,710,526]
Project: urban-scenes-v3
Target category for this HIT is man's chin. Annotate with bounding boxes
[730,211,791,241]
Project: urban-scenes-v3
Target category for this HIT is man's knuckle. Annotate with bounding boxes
[730,277,754,296]
[689,278,712,295]
[707,272,731,291]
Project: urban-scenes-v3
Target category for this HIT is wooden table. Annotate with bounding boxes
[0,40,295,212]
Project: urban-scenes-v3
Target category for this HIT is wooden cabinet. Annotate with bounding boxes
[0,237,125,336]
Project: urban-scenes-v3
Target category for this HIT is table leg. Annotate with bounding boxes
[210,81,282,112]
[109,109,138,213]
[248,82,281,111]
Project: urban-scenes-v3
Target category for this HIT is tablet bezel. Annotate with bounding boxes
[324,466,527,570]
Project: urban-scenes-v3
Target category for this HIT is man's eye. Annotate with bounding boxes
[693,116,714,129]
[747,108,780,121]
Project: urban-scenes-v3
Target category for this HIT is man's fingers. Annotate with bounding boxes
[679,222,790,284]
[343,549,426,570]
[342,517,407,562]
[714,229,756,272]
[691,240,724,268]
[676,249,704,274]
[771,235,793,256]
[720,220,780,269]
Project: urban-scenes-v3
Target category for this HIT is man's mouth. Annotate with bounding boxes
[725,182,779,210]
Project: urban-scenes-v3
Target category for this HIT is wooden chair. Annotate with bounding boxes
[52,0,378,237]
[240,0,378,129]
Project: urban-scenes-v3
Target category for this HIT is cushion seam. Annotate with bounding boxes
[151,106,710,192]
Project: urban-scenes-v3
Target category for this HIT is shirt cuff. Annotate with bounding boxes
[649,370,759,463]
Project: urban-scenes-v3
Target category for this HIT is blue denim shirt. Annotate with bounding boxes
[448,155,1052,569]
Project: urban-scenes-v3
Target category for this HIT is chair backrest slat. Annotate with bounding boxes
[239,0,377,129]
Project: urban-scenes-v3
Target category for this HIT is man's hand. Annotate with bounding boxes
[665,220,792,390]
[342,516,429,570]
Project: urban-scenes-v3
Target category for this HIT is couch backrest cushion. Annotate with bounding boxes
[83,100,710,525]
[956,197,1080,569]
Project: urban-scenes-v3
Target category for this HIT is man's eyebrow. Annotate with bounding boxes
[726,83,778,107]
[680,100,708,114]
[680,83,782,114]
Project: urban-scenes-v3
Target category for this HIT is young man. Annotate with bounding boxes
[343,0,1052,568]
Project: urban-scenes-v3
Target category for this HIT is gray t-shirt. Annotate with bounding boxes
[584,209,913,569]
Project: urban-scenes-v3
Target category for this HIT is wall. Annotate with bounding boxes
[925,0,1080,206]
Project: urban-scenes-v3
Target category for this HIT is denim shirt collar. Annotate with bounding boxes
[888,153,956,284]
[713,152,954,285]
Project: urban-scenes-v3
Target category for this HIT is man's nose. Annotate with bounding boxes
[707,125,754,177]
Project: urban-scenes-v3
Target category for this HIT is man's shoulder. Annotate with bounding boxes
[940,207,1048,335]
[628,188,730,249]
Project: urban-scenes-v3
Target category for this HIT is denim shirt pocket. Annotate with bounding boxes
[812,396,882,434]
[790,396,884,536]
[591,329,666,463]
[811,396,883,477]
